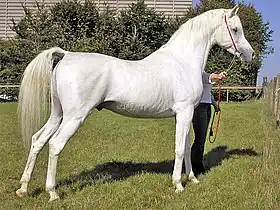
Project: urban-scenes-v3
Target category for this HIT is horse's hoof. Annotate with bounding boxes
[174,184,184,193]
[48,192,60,202]
[175,187,184,193]
[16,189,28,197]
[190,177,200,184]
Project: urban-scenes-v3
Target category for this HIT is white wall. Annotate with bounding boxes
[0,0,193,39]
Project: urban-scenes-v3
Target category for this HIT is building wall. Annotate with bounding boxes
[0,0,193,39]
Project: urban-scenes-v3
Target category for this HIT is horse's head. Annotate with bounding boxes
[215,5,254,63]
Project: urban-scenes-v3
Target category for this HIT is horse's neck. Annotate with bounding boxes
[162,10,224,72]
[166,36,213,71]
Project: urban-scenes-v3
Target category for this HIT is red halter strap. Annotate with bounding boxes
[224,15,238,52]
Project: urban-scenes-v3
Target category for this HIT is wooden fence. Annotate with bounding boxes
[212,85,263,102]
[0,84,19,101]
[262,75,280,125]
[0,84,263,103]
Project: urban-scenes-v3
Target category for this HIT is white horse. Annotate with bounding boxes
[16,6,254,202]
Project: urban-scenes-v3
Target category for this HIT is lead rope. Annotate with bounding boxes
[209,81,221,143]
[208,54,237,143]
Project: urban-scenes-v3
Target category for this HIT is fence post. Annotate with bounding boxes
[262,77,268,86]
[269,79,274,111]
[226,89,229,103]
[270,80,274,109]
[276,74,280,126]
[262,77,268,99]
[273,77,278,116]
[268,80,272,110]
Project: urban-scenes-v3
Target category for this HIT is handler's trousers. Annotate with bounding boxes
[191,103,211,176]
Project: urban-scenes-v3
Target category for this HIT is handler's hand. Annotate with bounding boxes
[210,71,227,81]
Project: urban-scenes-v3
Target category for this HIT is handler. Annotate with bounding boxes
[191,71,227,176]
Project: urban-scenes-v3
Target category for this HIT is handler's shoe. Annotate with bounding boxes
[192,162,206,177]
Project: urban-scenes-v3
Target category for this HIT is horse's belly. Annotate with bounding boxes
[101,101,175,118]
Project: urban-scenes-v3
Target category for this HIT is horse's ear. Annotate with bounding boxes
[229,5,239,18]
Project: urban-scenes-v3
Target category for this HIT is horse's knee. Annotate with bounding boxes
[175,149,185,159]
[185,143,191,151]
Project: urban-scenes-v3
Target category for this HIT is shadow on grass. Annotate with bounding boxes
[203,145,259,170]
[30,145,258,197]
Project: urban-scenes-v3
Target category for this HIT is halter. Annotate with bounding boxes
[224,14,240,71]
[224,15,238,53]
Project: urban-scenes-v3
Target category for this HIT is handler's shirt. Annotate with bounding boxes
[200,83,212,103]
[201,72,214,104]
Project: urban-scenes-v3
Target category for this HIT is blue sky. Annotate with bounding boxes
[194,0,279,85]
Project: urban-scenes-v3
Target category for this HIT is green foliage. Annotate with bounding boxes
[0,39,36,99]
[0,0,274,101]
[116,2,171,60]
[0,39,32,83]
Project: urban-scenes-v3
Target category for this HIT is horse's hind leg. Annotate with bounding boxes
[16,96,62,197]
[45,108,92,202]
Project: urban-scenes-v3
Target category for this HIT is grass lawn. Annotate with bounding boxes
[0,101,279,209]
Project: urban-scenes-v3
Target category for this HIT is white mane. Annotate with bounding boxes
[164,9,228,47]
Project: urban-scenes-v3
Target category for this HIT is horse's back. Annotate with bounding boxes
[54,51,178,117]
[53,50,200,118]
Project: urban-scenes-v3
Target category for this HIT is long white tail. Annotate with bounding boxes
[18,47,66,148]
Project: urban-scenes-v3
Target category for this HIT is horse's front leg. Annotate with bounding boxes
[172,105,194,192]
[184,133,199,184]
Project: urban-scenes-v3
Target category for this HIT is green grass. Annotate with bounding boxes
[0,102,279,209]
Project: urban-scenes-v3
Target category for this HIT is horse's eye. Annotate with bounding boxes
[233,27,238,33]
